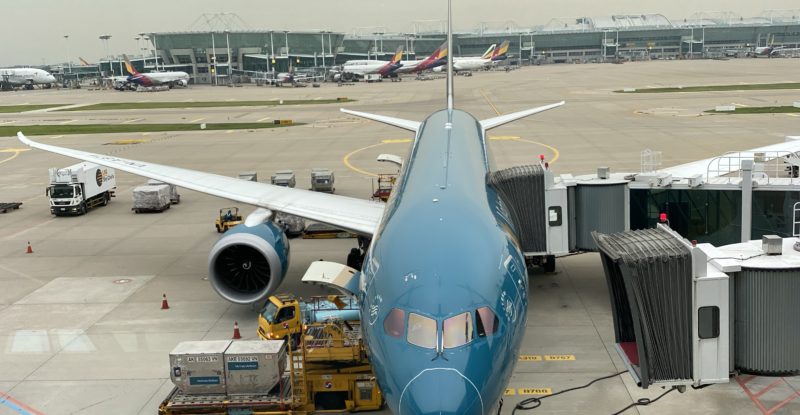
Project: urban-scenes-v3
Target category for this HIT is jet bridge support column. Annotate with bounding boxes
[741,160,753,243]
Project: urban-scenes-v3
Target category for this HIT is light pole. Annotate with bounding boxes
[320,32,326,70]
[284,31,290,70]
[211,31,218,85]
[99,34,112,79]
[225,30,231,75]
[270,31,275,74]
[64,35,71,73]
[152,34,160,71]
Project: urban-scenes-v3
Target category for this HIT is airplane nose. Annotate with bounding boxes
[398,369,483,415]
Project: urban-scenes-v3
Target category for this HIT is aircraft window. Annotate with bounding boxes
[476,307,499,337]
[443,312,473,348]
[383,308,405,338]
[407,313,437,349]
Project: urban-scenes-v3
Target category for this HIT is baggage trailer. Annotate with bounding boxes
[160,321,382,414]
[159,375,293,414]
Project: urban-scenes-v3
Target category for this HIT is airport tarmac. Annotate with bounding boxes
[1,59,799,414]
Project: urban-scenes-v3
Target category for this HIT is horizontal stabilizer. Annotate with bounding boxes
[480,101,564,131]
[341,108,420,132]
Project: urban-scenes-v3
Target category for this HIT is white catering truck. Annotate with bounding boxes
[47,162,116,216]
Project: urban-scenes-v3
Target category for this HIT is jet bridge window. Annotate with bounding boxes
[384,308,405,338]
[443,312,474,348]
[476,307,499,337]
[407,313,437,349]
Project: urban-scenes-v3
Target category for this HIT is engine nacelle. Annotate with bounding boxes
[208,221,290,304]
[177,79,188,87]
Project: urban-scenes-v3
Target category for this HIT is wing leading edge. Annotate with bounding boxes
[17,132,384,236]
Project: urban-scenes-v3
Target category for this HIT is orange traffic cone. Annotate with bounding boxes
[26,241,33,254]
[161,293,170,310]
[232,321,241,340]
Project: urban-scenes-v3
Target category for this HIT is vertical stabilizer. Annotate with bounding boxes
[446,0,454,111]
[122,55,140,76]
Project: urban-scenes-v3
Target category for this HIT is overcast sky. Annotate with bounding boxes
[3,0,798,66]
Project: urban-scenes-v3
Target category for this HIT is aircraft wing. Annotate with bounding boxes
[17,132,384,236]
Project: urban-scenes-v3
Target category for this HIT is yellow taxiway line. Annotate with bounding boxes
[0,148,30,165]
[342,142,389,178]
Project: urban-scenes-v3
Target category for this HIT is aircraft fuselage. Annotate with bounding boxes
[360,109,528,414]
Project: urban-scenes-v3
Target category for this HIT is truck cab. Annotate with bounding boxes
[257,294,359,343]
[47,183,84,214]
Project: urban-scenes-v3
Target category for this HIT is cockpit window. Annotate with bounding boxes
[384,308,405,338]
[476,307,499,337]
[407,313,437,349]
[443,312,474,348]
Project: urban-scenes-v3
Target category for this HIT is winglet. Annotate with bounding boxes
[479,101,564,131]
[340,109,420,132]
[17,131,33,146]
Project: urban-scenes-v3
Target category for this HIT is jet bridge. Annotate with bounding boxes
[594,225,728,389]
[594,225,800,390]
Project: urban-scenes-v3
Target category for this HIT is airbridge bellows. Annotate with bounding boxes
[594,227,695,388]
[488,165,547,253]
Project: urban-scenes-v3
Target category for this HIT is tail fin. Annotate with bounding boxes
[481,44,497,59]
[79,57,90,66]
[122,55,139,76]
[431,41,448,60]
[445,0,454,111]
[491,40,510,61]
[390,45,404,64]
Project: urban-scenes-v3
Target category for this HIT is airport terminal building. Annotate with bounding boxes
[94,12,800,84]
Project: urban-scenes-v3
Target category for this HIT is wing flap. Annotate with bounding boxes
[17,132,383,235]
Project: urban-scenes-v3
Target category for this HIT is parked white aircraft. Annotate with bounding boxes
[340,46,404,79]
[435,40,510,72]
[0,68,56,89]
[120,55,190,89]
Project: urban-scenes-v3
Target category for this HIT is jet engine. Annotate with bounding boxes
[177,79,188,87]
[208,221,290,304]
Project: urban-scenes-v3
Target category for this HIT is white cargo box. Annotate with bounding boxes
[170,340,231,395]
[132,184,171,212]
[146,179,180,204]
[225,340,287,395]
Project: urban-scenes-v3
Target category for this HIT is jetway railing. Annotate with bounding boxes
[706,150,800,184]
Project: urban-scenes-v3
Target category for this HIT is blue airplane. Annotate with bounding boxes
[16,1,562,412]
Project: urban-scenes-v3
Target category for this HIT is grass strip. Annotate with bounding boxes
[1,122,302,136]
[615,83,800,93]
[0,104,67,113]
[57,98,354,111]
[705,106,800,114]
